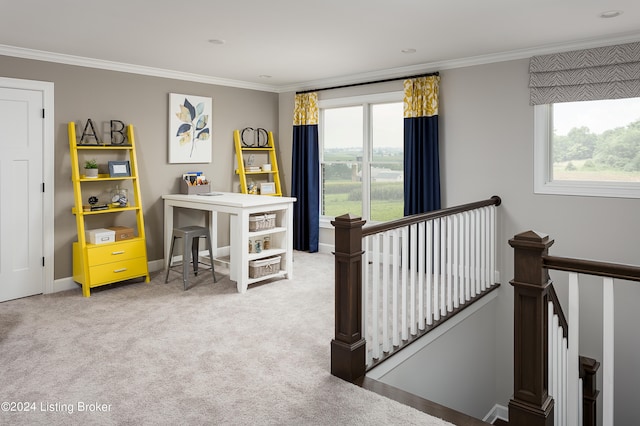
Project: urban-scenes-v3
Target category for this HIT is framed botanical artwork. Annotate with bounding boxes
[108,160,131,177]
[169,93,212,163]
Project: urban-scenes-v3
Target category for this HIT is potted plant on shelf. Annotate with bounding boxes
[84,159,99,178]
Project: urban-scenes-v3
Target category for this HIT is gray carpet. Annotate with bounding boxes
[0,251,452,425]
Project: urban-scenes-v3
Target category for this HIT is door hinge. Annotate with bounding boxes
[42,182,45,193]
[42,109,45,119]
[42,257,45,267]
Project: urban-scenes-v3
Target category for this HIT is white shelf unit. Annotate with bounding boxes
[246,212,288,285]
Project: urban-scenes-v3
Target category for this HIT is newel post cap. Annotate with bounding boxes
[331,213,366,228]
[332,213,366,255]
[510,230,554,286]
[509,230,553,248]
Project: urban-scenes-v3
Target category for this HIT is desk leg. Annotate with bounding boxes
[206,210,218,258]
[164,203,174,271]
[230,212,250,293]
[284,204,294,280]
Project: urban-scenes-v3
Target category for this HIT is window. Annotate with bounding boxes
[534,97,640,198]
[319,92,404,223]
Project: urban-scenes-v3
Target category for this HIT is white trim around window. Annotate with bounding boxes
[533,104,640,199]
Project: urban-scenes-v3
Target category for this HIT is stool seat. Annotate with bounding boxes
[165,225,217,290]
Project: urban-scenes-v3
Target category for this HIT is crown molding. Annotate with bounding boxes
[0,44,278,93]
[3,30,640,95]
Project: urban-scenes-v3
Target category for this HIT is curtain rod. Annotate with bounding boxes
[295,71,439,95]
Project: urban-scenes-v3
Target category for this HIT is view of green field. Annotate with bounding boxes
[553,159,640,182]
[322,180,404,222]
[552,99,640,182]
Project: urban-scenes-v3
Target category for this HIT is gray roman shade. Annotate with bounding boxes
[529,41,640,105]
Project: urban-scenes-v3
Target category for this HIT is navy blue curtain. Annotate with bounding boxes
[292,93,319,252]
[403,76,441,216]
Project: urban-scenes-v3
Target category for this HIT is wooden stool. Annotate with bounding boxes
[165,225,217,290]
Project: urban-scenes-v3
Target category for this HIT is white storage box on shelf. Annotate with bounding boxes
[248,212,276,231]
[85,228,116,245]
[249,255,281,278]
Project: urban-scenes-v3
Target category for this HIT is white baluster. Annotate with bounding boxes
[481,207,487,291]
[382,231,390,353]
[410,223,417,334]
[433,219,440,321]
[371,233,380,360]
[474,211,481,295]
[446,215,453,312]
[392,229,399,347]
[567,273,580,426]
[558,332,567,425]
[401,226,408,341]
[549,303,558,425]
[578,378,584,426]
[418,221,425,330]
[426,220,433,325]
[464,211,470,301]
[363,236,371,366]
[440,217,447,316]
[490,205,496,286]
[603,277,614,426]
[453,213,464,308]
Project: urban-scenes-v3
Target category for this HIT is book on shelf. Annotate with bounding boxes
[83,204,109,212]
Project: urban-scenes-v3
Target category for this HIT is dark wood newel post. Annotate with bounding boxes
[331,213,366,382]
[509,230,555,426]
[580,356,600,426]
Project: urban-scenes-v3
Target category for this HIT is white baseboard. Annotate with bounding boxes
[483,404,508,423]
[48,246,230,295]
[51,276,80,293]
[318,243,334,254]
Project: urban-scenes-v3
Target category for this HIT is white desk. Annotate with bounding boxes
[162,192,296,293]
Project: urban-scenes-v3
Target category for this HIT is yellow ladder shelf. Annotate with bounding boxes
[233,129,282,196]
[68,122,150,297]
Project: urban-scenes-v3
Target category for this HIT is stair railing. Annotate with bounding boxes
[509,230,640,426]
[330,196,501,381]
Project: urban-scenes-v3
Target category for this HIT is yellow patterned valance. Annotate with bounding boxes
[293,92,318,126]
[403,76,440,118]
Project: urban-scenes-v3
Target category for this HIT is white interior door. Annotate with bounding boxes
[0,86,44,301]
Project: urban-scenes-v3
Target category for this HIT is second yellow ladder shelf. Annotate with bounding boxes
[234,129,282,196]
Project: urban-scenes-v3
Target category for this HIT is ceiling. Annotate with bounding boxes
[1,0,640,93]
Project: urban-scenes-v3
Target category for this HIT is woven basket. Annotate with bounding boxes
[248,213,276,231]
[249,256,281,278]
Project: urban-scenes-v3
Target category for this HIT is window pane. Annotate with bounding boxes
[552,98,640,182]
[322,106,363,159]
[321,163,362,218]
[371,103,403,221]
[321,106,363,218]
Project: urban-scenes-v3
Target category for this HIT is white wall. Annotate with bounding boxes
[442,58,640,424]
[371,297,499,419]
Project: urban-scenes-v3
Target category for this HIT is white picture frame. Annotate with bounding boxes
[260,182,276,195]
[169,93,212,163]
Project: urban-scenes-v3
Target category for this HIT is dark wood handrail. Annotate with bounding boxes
[362,195,501,237]
[547,284,568,340]
[543,255,640,282]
